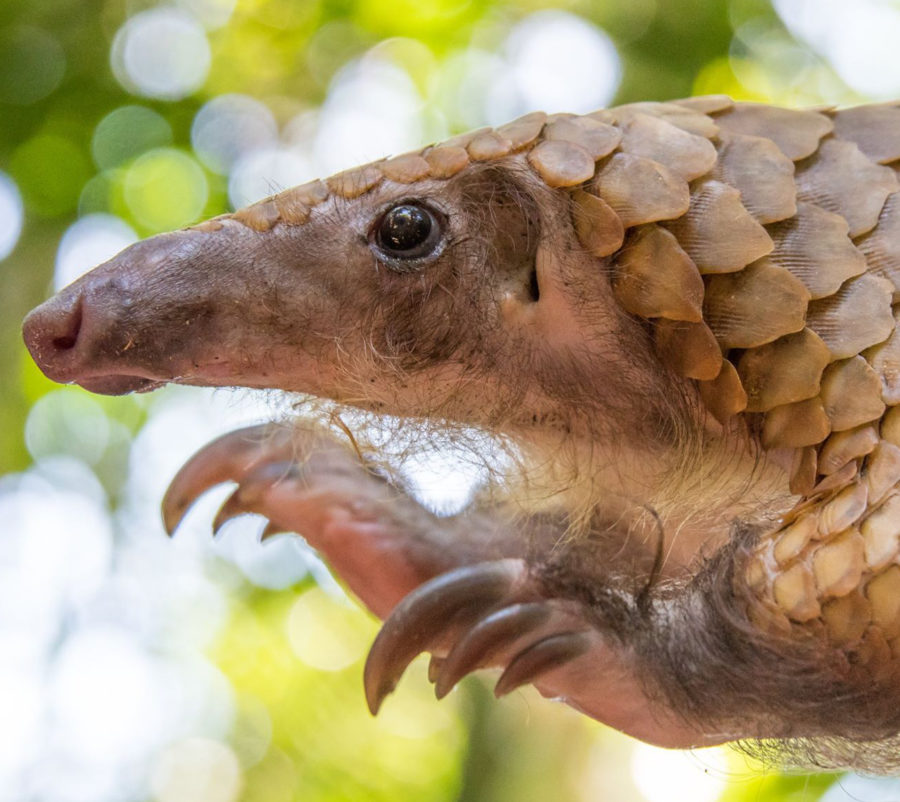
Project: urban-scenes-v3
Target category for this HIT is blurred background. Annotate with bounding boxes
[4,0,900,800]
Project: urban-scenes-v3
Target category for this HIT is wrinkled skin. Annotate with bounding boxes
[21,151,892,768]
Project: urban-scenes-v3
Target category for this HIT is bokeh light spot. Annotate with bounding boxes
[10,134,91,218]
[228,147,312,208]
[111,9,211,101]
[50,627,168,762]
[286,587,370,671]
[504,11,622,116]
[177,0,237,30]
[0,25,66,105]
[0,171,24,261]
[151,738,243,802]
[820,773,900,801]
[214,522,310,590]
[356,0,472,36]
[25,389,111,465]
[0,670,42,789]
[124,148,209,231]
[92,106,173,170]
[191,94,278,175]
[630,744,727,802]
[54,213,138,290]
[315,56,423,174]
[2,480,113,628]
[776,0,900,97]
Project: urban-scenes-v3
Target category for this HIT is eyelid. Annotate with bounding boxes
[368,201,447,271]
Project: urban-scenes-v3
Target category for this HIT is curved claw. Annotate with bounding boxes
[210,461,297,534]
[494,632,591,698]
[162,423,294,535]
[427,655,444,684]
[434,602,551,699]
[363,559,527,715]
[260,520,287,541]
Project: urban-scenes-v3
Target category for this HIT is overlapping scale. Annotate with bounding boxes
[805,274,895,359]
[495,112,547,151]
[737,328,831,412]
[819,356,886,432]
[673,95,733,114]
[611,225,703,321]
[713,103,833,160]
[711,132,797,224]
[795,138,899,237]
[818,425,879,476]
[864,310,900,404]
[381,153,431,183]
[766,203,867,299]
[592,153,689,227]
[543,117,621,160]
[527,140,595,187]
[830,103,900,165]
[611,101,719,138]
[762,397,831,449]
[617,113,717,181]
[857,192,900,300]
[664,180,773,273]
[327,164,383,199]
[653,319,722,380]
[467,131,513,161]
[570,189,624,258]
[424,145,469,178]
[703,258,809,349]
[698,360,748,424]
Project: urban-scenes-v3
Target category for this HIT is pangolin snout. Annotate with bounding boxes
[22,268,162,395]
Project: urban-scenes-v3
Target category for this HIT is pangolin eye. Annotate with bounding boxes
[372,203,443,265]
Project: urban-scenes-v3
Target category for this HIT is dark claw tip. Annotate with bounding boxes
[363,559,526,716]
[161,493,189,536]
[494,631,590,699]
[427,655,444,685]
[212,491,248,534]
[434,602,551,700]
[260,521,286,541]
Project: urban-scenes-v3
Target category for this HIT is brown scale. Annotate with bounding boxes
[663,179,773,273]
[865,309,900,404]
[591,153,689,227]
[214,97,900,646]
[710,132,797,224]
[795,138,899,237]
[702,258,809,349]
[766,202,868,300]
[856,192,900,301]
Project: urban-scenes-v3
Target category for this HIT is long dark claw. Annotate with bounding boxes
[427,655,444,684]
[162,423,294,534]
[363,559,526,715]
[494,632,591,698]
[434,603,551,699]
[260,521,286,540]
[212,490,251,534]
[210,460,296,533]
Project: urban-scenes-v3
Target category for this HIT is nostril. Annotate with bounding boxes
[51,304,82,351]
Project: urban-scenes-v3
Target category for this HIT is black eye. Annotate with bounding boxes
[372,203,443,266]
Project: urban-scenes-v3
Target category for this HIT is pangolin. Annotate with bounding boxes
[21,95,900,771]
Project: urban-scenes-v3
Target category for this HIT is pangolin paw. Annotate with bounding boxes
[162,423,374,539]
[364,559,595,714]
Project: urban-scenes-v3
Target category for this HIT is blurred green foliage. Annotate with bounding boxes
[0,0,873,799]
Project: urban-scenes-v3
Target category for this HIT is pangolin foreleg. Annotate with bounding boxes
[163,425,720,747]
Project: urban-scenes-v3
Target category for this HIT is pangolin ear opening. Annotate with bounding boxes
[457,165,543,308]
